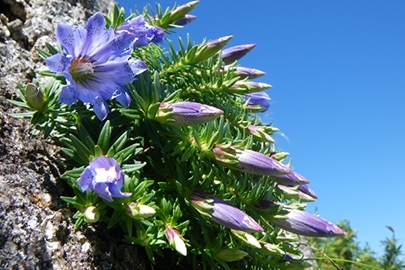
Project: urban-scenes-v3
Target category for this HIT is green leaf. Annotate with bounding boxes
[108,209,124,229]
[70,134,91,164]
[97,120,111,154]
[107,130,128,156]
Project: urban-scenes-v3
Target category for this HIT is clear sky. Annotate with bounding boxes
[118,0,405,255]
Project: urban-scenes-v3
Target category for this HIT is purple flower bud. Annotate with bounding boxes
[233,66,266,79]
[271,208,346,237]
[191,35,233,64]
[174,14,197,26]
[221,44,256,65]
[190,191,263,233]
[228,81,272,94]
[155,101,223,126]
[212,197,264,233]
[276,185,316,202]
[165,227,187,256]
[169,1,199,22]
[77,156,131,202]
[247,125,278,143]
[213,146,292,176]
[244,92,271,112]
[269,171,310,186]
[297,184,318,200]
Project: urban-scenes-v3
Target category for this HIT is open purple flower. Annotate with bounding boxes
[78,156,131,202]
[117,15,165,46]
[244,92,271,112]
[45,12,148,120]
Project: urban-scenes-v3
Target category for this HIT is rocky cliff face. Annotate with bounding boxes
[0,1,150,269]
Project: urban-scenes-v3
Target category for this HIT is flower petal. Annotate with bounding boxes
[55,23,86,58]
[93,182,113,202]
[93,97,109,121]
[77,167,93,192]
[81,12,114,57]
[128,58,147,76]
[45,53,71,74]
[91,31,134,63]
[59,84,78,105]
[113,87,131,108]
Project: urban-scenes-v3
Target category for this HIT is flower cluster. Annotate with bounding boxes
[11,2,346,269]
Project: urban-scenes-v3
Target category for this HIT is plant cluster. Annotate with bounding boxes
[10,1,347,269]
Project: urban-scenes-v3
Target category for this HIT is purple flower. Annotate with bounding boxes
[45,12,148,120]
[221,44,256,65]
[155,101,223,126]
[78,156,131,202]
[117,15,165,46]
[271,208,345,237]
[174,14,197,26]
[244,92,271,112]
[190,191,263,233]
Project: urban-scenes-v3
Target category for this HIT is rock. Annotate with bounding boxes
[0,0,148,269]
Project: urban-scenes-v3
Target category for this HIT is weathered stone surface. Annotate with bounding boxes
[0,0,147,269]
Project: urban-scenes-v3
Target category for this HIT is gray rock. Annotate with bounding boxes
[0,0,147,269]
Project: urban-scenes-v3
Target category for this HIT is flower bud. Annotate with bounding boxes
[297,184,318,200]
[169,1,199,22]
[155,101,223,126]
[266,208,346,237]
[276,185,316,202]
[231,230,261,249]
[269,171,310,186]
[173,14,196,26]
[212,145,292,176]
[257,242,284,256]
[83,206,100,223]
[231,66,266,79]
[25,83,47,111]
[126,202,156,219]
[221,44,256,65]
[190,35,233,64]
[214,248,248,262]
[227,81,272,94]
[165,227,187,256]
[244,92,271,112]
[247,125,277,143]
[190,191,263,233]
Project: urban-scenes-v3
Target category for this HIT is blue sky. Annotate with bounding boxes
[118,0,405,255]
